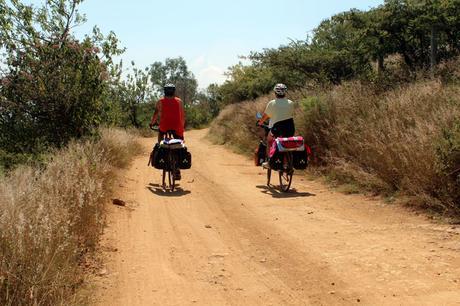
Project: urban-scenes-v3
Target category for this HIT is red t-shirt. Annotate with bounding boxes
[159,97,184,136]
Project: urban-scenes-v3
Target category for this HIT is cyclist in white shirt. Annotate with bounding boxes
[257,83,296,167]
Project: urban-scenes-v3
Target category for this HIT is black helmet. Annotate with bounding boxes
[164,83,176,96]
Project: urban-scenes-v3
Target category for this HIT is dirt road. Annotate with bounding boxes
[93,129,460,306]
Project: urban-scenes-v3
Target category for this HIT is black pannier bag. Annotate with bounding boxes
[293,150,308,170]
[153,144,169,170]
[178,147,192,169]
[269,146,284,171]
[148,143,159,168]
[254,141,267,166]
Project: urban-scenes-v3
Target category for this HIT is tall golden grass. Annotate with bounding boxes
[0,128,141,305]
[210,79,460,213]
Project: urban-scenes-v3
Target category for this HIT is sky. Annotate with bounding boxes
[70,0,384,89]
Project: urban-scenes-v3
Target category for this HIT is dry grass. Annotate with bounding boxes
[0,128,141,305]
[321,81,460,212]
[211,80,460,214]
[209,98,264,154]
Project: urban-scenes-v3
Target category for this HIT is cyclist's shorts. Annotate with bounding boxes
[270,118,295,138]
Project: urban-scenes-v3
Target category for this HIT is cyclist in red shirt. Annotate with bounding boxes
[149,83,185,143]
[149,83,186,180]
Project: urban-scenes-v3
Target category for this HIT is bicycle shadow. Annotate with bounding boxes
[147,183,191,197]
[256,185,316,198]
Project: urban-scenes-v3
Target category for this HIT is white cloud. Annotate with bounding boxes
[197,65,227,89]
[191,55,206,69]
[189,55,228,88]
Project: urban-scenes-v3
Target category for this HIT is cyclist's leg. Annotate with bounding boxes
[268,122,282,157]
[266,131,274,158]
[172,131,184,141]
[158,130,166,143]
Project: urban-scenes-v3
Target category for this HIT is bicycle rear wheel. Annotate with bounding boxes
[279,170,293,192]
[279,153,293,192]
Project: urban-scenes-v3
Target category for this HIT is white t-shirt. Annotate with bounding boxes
[264,98,295,128]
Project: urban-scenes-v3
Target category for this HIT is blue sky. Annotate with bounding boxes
[73,0,383,88]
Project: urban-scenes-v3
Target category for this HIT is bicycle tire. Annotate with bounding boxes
[158,130,179,192]
[279,152,293,192]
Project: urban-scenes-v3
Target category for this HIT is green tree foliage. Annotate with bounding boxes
[110,57,219,129]
[215,0,460,105]
[186,86,222,128]
[149,57,198,104]
[204,83,222,118]
[111,57,203,129]
[0,0,123,167]
[148,57,222,128]
[119,63,156,128]
[217,63,275,103]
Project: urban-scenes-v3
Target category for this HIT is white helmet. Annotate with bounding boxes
[274,83,287,95]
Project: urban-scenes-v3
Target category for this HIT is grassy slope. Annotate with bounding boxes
[0,128,141,305]
[210,80,460,215]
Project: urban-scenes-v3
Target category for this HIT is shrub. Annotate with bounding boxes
[435,120,460,207]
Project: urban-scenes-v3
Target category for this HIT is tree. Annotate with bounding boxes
[205,83,222,117]
[379,0,460,71]
[119,63,156,127]
[0,0,123,162]
[149,57,198,104]
[217,63,275,103]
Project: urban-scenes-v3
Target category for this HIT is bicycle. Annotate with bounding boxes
[256,113,294,192]
[150,126,182,192]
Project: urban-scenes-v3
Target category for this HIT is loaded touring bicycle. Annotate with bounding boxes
[255,113,310,192]
[148,127,192,191]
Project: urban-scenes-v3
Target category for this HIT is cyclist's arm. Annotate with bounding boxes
[259,101,273,125]
[150,101,161,126]
[179,99,185,128]
[258,113,270,126]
